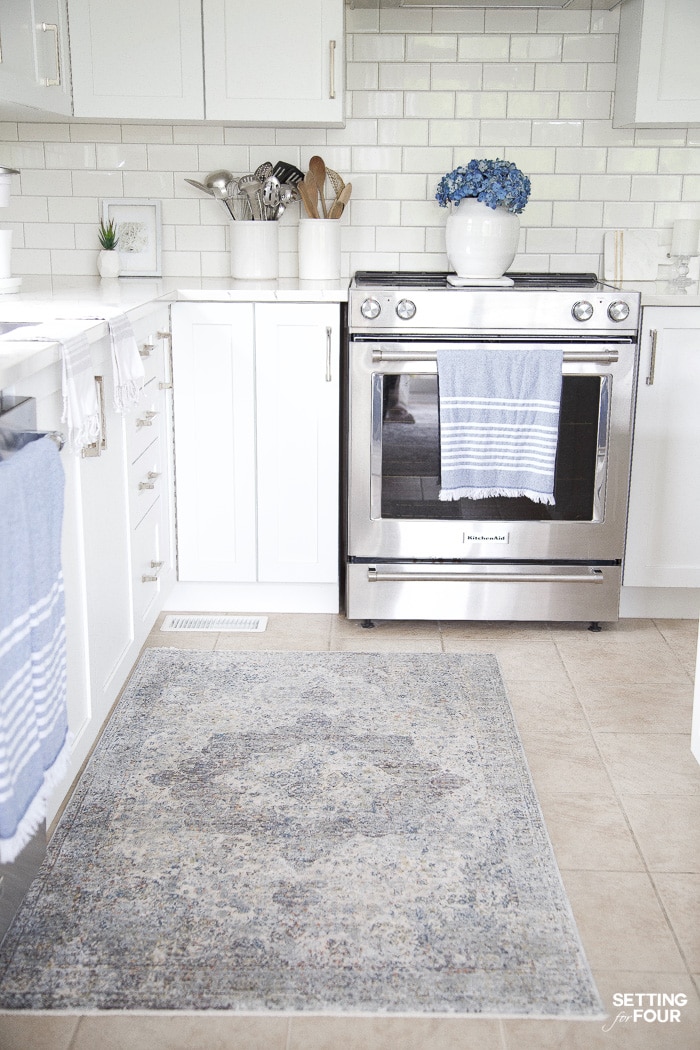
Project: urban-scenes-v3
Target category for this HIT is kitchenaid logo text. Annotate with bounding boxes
[463,532,509,543]
[602,993,688,1032]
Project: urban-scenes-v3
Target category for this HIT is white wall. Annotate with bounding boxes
[1,4,698,281]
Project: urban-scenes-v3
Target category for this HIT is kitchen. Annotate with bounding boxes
[1,0,699,1047]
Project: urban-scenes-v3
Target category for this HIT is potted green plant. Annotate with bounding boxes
[97,218,120,278]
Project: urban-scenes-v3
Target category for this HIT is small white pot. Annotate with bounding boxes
[445,197,520,279]
[97,249,121,278]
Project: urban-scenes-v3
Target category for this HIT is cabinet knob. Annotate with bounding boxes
[139,343,154,358]
[138,470,161,491]
[141,560,164,584]
[136,410,158,428]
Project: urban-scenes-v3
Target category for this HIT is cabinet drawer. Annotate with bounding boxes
[130,436,166,527]
[132,496,166,626]
[127,378,163,463]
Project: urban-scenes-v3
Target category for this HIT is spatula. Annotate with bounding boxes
[328,182,352,219]
[309,155,328,218]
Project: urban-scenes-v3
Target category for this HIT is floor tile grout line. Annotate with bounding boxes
[553,623,698,981]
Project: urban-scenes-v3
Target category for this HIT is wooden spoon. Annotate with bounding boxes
[328,182,352,219]
[309,155,328,218]
[298,178,319,219]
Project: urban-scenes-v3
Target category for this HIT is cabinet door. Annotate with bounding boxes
[67,0,204,119]
[171,303,257,582]
[255,303,339,583]
[203,0,343,125]
[614,0,700,128]
[0,0,71,117]
[624,309,700,587]
[79,351,134,721]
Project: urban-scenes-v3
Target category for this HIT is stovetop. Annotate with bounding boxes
[349,271,641,336]
[352,271,610,291]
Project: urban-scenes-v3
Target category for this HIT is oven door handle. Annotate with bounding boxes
[367,567,605,584]
[370,347,620,365]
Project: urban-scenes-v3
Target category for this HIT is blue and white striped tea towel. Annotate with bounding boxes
[0,437,70,864]
[437,346,563,505]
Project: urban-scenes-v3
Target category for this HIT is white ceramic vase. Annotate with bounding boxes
[445,197,520,280]
[97,249,121,278]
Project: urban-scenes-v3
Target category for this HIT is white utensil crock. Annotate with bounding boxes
[298,218,341,281]
[230,221,279,280]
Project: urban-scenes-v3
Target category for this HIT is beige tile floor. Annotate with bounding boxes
[1,614,699,1050]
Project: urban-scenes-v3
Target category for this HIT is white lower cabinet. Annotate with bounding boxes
[12,306,175,823]
[171,301,340,612]
[622,306,700,616]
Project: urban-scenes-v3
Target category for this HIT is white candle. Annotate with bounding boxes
[671,219,700,257]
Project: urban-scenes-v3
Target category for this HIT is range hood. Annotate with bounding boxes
[348,1,624,10]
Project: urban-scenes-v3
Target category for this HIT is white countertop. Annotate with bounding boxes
[0,275,350,390]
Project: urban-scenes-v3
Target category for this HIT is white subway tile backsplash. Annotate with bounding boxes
[404,92,455,120]
[378,120,429,147]
[406,35,458,63]
[483,64,535,92]
[458,36,510,63]
[430,64,481,92]
[6,14,696,282]
[379,64,431,92]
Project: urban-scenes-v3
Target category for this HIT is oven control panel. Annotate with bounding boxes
[352,289,640,336]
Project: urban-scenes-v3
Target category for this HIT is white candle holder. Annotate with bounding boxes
[668,219,700,288]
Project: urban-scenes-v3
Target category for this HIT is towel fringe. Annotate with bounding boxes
[0,733,71,865]
[440,485,555,505]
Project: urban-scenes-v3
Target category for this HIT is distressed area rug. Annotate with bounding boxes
[0,649,602,1016]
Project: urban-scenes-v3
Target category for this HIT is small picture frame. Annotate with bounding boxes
[101,198,162,277]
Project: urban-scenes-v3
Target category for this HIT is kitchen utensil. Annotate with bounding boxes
[238,175,264,220]
[309,155,328,218]
[184,178,214,195]
[262,176,281,215]
[298,178,319,219]
[326,168,344,197]
[272,161,305,185]
[328,182,352,219]
[204,170,235,194]
[254,162,273,183]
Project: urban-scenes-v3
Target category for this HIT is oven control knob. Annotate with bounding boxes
[572,300,594,322]
[396,298,417,320]
[608,300,630,322]
[360,297,381,320]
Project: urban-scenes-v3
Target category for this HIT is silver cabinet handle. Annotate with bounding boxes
[645,328,658,386]
[157,330,172,342]
[325,327,332,382]
[138,470,161,491]
[81,375,106,458]
[38,22,61,87]
[329,40,336,100]
[142,559,164,583]
[159,381,173,390]
[136,410,158,428]
[139,343,154,358]
[368,568,604,585]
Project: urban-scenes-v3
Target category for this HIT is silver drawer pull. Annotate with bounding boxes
[368,568,604,585]
[138,470,161,491]
[136,410,158,428]
[141,560,164,583]
[645,328,658,386]
[157,330,172,342]
[139,343,155,358]
[159,381,173,390]
[38,22,61,87]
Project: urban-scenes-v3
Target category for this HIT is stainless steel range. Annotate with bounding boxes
[346,271,641,626]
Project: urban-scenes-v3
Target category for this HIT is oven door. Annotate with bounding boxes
[347,337,637,563]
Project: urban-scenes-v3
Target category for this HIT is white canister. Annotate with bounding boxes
[230,220,279,280]
[0,229,12,279]
[298,218,341,281]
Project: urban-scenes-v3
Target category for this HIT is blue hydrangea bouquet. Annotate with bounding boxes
[436,158,531,215]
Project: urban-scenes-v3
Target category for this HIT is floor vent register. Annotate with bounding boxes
[160,615,268,633]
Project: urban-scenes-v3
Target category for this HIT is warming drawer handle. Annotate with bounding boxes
[370,348,620,365]
[645,328,658,386]
[367,568,605,584]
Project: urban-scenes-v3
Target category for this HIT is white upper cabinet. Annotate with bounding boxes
[68,0,204,119]
[203,0,344,126]
[0,0,72,117]
[614,0,700,128]
[66,0,344,124]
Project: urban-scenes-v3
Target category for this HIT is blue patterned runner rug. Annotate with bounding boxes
[0,649,602,1016]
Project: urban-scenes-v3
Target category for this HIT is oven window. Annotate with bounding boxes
[379,374,603,522]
